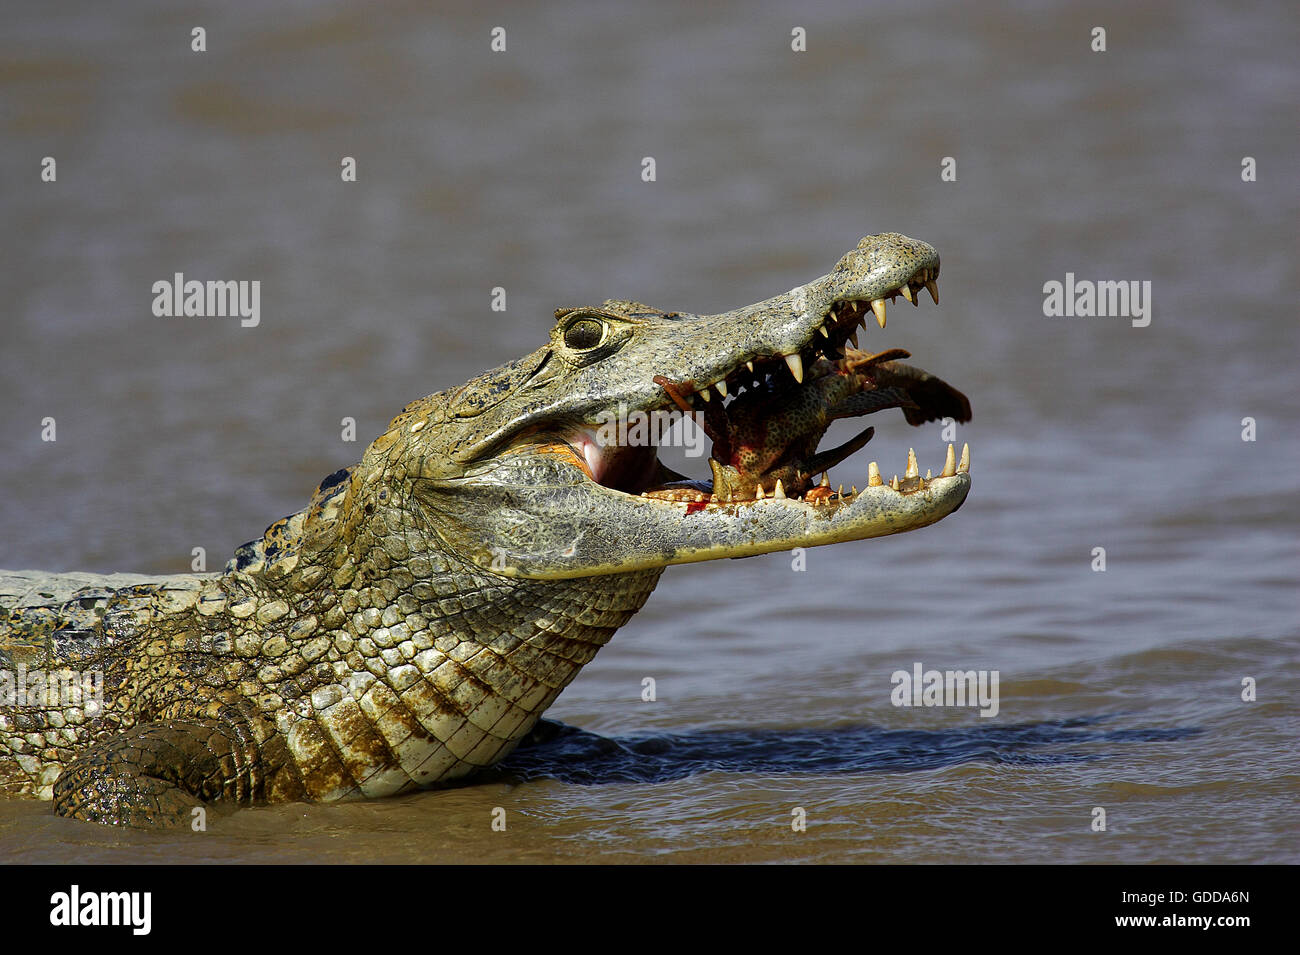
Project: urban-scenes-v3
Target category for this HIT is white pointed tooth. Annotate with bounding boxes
[958,442,970,473]
[925,468,932,480]
[890,475,900,491]
[755,484,764,499]
[818,324,829,337]
[917,476,926,489]
[848,331,859,349]
[941,443,956,477]
[819,472,830,487]
[871,299,887,328]
[746,360,754,372]
[837,484,844,497]
[699,388,710,402]
[868,462,883,487]
[851,484,858,495]
[925,280,939,304]
[784,353,804,383]
[900,283,914,303]
[905,448,919,479]
[715,380,727,397]
[774,479,787,499]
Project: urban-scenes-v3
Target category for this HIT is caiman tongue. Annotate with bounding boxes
[565,428,662,492]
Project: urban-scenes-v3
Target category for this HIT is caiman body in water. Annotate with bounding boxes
[0,233,971,827]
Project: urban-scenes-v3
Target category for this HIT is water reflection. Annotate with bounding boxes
[488,716,1202,784]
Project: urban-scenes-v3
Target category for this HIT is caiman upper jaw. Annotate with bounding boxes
[444,233,941,472]
[665,234,941,404]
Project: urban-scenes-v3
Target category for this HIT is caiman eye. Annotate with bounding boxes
[563,318,605,350]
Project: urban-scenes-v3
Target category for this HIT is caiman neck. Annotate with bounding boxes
[220,453,665,635]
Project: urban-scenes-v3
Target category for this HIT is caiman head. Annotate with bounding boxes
[318,233,971,580]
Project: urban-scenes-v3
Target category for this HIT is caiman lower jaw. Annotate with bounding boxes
[459,446,971,579]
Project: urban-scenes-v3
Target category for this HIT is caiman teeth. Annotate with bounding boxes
[715,380,727,397]
[785,353,804,383]
[871,299,887,328]
[941,443,956,477]
[642,443,968,509]
[817,273,936,346]
[745,360,754,372]
[699,388,711,402]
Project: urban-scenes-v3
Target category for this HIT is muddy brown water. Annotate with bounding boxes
[0,1,1296,863]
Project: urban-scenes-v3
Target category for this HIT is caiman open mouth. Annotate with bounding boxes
[544,264,970,514]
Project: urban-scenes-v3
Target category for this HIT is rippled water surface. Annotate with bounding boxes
[1,0,1296,863]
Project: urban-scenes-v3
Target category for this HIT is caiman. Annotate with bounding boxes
[0,233,972,827]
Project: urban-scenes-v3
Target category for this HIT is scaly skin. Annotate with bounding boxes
[0,233,972,827]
